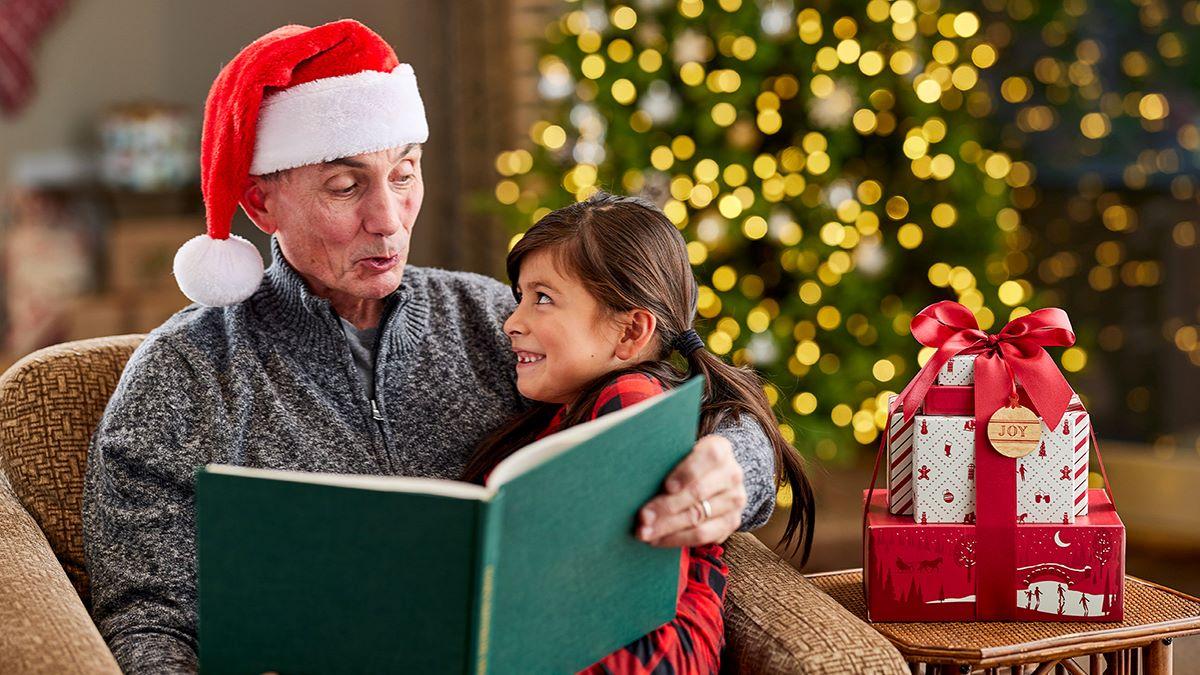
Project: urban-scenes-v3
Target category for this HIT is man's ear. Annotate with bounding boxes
[614,309,658,361]
[240,176,277,235]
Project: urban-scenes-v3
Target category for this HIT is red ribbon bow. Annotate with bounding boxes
[893,301,1076,429]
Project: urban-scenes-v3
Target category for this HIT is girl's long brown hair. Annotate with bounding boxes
[462,191,815,564]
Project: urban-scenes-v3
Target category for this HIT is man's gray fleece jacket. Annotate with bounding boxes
[81,237,777,673]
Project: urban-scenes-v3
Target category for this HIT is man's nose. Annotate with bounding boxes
[360,184,404,236]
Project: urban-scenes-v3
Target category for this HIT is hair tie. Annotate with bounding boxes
[673,329,705,357]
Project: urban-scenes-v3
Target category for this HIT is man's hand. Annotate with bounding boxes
[636,434,747,548]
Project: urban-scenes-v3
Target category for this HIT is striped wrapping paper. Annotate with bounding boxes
[1067,394,1090,517]
[885,394,915,516]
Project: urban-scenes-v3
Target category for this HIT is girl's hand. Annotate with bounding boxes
[636,435,747,548]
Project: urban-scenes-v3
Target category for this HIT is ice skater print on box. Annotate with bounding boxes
[864,489,1125,622]
[886,395,915,516]
[912,415,976,524]
[902,529,1121,619]
[935,355,976,386]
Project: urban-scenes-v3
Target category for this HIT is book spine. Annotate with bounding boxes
[468,490,506,675]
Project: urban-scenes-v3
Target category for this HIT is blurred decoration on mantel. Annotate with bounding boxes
[0,0,73,119]
[98,102,198,197]
[491,0,1200,464]
[1,100,205,372]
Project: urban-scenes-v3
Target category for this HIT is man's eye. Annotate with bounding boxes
[331,184,357,195]
[394,174,414,185]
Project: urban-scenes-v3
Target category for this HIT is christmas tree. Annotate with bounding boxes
[492,0,1028,459]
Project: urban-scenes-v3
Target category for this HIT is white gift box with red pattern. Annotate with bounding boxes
[1073,401,1090,516]
[913,403,1090,524]
[911,415,978,524]
[1061,396,1091,518]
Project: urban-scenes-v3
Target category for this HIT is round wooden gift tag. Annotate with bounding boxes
[987,405,1042,458]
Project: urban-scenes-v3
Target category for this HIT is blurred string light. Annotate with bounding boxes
[492,0,1199,458]
[978,0,1200,444]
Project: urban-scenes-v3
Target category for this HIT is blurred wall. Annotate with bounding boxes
[0,0,516,273]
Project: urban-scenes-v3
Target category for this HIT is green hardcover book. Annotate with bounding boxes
[196,376,704,674]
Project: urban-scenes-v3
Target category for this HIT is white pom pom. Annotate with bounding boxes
[173,234,265,307]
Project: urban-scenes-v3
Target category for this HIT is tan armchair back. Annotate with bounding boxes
[0,335,146,606]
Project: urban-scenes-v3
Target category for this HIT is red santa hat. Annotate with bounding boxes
[173,19,428,306]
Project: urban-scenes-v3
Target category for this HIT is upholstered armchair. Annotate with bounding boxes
[0,335,906,673]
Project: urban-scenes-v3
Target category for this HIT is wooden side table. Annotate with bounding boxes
[806,569,1200,674]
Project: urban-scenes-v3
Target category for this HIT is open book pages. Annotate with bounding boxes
[202,464,494,501]
[203,385,668,500]
[484,390,665,488]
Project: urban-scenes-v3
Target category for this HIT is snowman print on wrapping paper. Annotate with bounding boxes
[1015,415,1074,524]
[914,416,976,523]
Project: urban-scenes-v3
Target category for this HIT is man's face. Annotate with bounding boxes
[245,144,423,302]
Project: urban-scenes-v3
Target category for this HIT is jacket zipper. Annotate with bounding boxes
[333,296,400,474]
[366,295,402,472]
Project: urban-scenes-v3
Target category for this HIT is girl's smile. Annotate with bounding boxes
[514,350,546,366]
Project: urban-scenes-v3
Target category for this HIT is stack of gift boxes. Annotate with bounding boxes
[865,352,1126,622]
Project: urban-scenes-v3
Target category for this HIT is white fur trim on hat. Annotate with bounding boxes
[173,234,265,307]
[249,64,429,175]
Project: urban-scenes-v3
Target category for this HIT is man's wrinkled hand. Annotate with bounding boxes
[636,434,746,548]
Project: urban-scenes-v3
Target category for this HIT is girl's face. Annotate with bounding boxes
[503,249,629,404]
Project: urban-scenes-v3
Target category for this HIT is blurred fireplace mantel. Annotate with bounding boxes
[1100,441,1200,551]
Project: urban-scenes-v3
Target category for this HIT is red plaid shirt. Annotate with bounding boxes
[541,373,729,675]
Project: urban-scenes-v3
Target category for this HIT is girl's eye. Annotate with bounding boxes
[535,292,552,305]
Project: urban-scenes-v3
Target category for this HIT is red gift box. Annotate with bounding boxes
[923,385,975,416]
[864,488,1124,622]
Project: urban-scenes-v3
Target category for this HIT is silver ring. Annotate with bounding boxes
[700,498,712,520]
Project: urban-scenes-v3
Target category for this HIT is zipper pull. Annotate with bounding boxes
[371,399,387,422]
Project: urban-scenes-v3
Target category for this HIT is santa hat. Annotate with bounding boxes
[173,19,429,306]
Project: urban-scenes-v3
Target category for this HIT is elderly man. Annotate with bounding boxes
[82,20,776,673]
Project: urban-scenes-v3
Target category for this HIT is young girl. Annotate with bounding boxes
[462,191,815,675]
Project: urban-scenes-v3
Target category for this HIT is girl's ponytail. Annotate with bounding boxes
[681,341,816,565]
